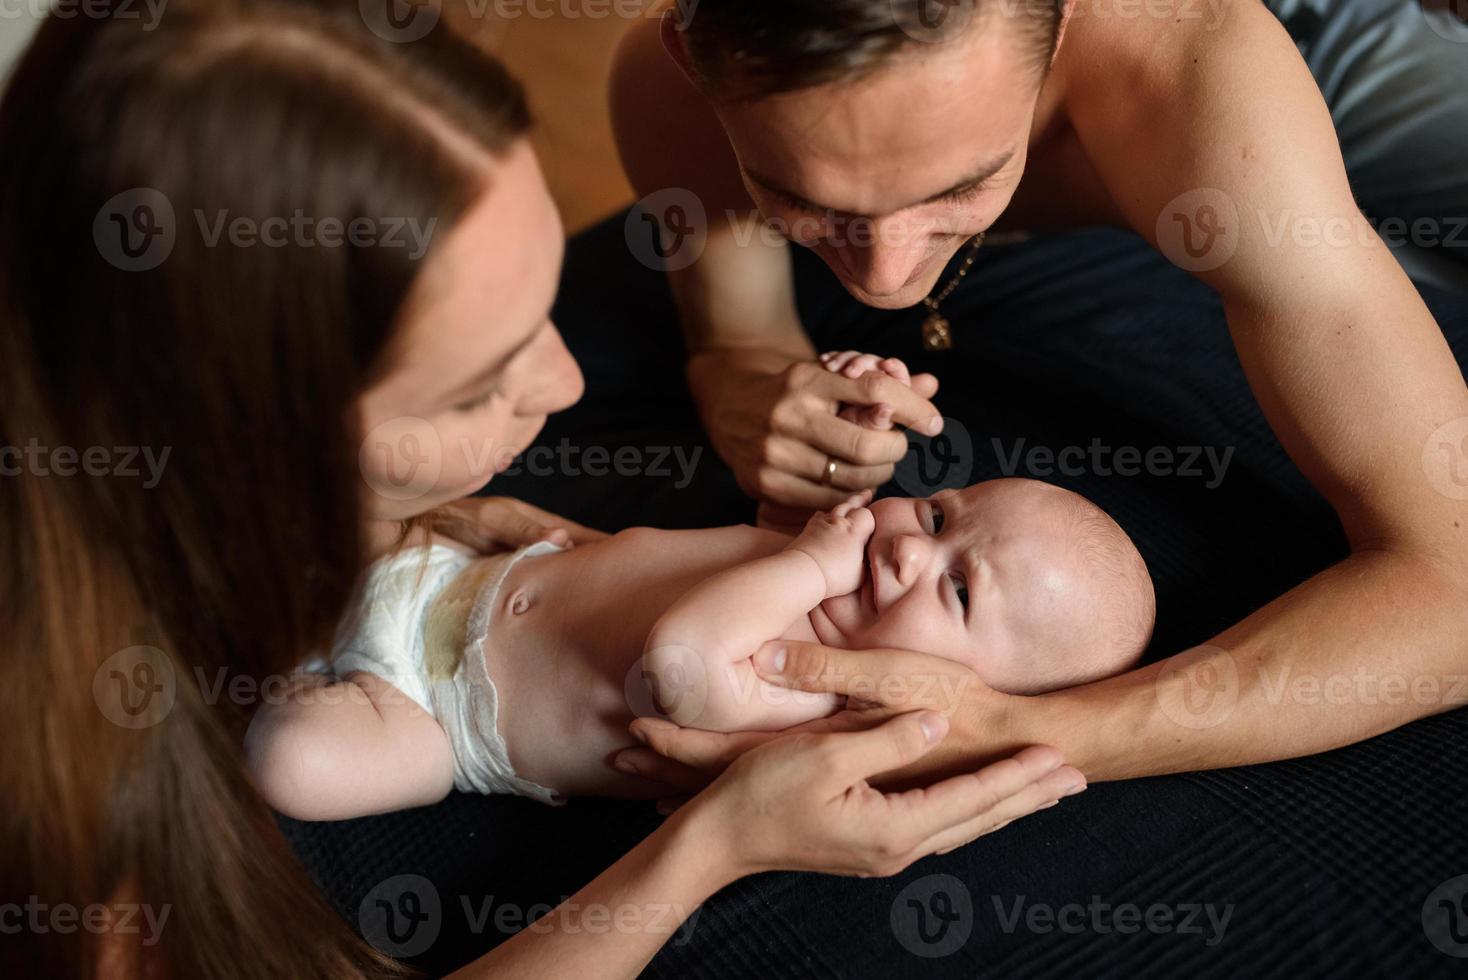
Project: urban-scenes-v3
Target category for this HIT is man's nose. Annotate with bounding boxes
[833,215,931,298]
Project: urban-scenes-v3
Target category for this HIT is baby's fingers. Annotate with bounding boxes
[841,354,884,379]
[820,350,863,373]
[852,403,895,431]
[880,357,911,385]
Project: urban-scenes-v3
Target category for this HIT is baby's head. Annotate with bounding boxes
[816,479,1155,695]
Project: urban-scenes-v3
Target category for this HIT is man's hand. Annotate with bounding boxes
[788,495,876,597]
[688,346,942,513]
[822,350,922,431]
[432,496,608,554]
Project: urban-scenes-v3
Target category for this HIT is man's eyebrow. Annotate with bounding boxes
[745,148,1018,216]
[443,324,541,403]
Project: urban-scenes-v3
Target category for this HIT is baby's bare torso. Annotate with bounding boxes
[476,524,816,798]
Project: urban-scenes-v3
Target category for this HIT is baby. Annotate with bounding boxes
[247,479,1155,821]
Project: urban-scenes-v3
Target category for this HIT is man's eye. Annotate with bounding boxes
[929,500,946,534]
[949,571,968,609]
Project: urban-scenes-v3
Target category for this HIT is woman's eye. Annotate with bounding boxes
[453,389,497,414]
[948,572,969,610]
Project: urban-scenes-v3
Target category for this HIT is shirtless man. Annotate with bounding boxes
[605,1,1468,786]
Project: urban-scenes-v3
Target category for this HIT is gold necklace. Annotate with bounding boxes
[920,233,984,351]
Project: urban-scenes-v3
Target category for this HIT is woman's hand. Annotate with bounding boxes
[683,711,1085,880]
[432,496,608,553]
[687,346,943,513]
[614,641,1027,794]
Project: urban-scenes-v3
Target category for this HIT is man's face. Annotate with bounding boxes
[712,26,1045,309]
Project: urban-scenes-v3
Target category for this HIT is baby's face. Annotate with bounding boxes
[817,479,1146,694]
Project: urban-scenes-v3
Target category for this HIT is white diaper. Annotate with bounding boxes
[328,540,565,806]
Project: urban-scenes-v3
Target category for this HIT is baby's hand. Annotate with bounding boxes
[820,350,914,385]
[820,351,927,431]
[790,494,876,597]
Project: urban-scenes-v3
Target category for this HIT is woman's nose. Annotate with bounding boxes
[523,320,585,415]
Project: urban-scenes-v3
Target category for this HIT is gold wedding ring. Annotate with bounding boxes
[823,457,838,485]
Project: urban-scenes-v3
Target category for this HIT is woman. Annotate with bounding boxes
[0,3,1083,977]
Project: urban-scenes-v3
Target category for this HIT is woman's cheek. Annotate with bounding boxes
[437,409,517,493]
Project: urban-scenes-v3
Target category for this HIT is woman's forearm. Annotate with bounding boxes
[449,804,736,980]
[1024,547,1468,781]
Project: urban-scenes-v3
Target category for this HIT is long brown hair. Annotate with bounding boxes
[0,2,529,976]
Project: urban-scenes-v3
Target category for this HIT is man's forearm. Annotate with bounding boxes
[668,218,813,360]
[1029,548,1468,781]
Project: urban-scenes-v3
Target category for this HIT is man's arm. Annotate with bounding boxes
[1047,0,1468,776]
[609,13,942,511]
[609,10,809,359]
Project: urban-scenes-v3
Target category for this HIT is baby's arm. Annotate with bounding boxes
[644,497,874,732]
[245,670,454,821]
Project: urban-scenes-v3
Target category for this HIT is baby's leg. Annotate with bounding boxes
[245,671,454,821]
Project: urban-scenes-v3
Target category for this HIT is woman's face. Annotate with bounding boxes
[357,140,585,521]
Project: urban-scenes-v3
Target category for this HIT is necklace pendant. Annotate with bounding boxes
[922,312,954,351]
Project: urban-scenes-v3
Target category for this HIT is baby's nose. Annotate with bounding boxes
[891,534,931,582]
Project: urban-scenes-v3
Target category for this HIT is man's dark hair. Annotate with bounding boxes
[678,0,1064,101]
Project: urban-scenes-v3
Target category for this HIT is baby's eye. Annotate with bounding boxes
[929,499,946,534]
[948,570,969,610]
